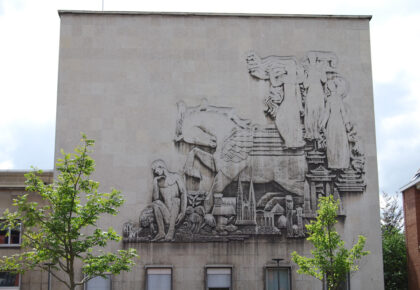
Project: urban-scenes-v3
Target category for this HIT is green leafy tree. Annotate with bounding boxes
[381,192,407,290]
[381,192,403,232]
[291,195,369,290]
[0,135,138,290]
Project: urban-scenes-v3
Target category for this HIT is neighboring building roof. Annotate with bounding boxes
[400,168,420,192]
[58,10,372,20]
[0,170,53,190]
[413,168,420,180]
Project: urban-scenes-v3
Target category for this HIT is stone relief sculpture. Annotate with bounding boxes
[177,99,306,206]
[302,51,336,143]
[246,53,305,148]
[123,50,366,243]
[151,159,187,241]
[321,74,351,169]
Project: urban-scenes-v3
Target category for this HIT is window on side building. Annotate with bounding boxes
[146,267,172,290]
[206,267,232,290]
[265,267,291,290]
[0,222,21,246]
[0,272,20,289]
[85,274,111,290]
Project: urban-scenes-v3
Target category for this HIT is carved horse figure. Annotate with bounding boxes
[175,100,306,213]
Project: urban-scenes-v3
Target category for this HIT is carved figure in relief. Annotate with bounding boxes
[285,195,295,237]
[277,215,287,229]
[122,50,367,243]
[123,222,138,239]
[185,205,205,234]
[139,205,156,234]
[321,74,351,169]
[177,102,307,211]
[296,207,305,237]
[151,159,187,241]
[246,53,305,148]
[302,51,337,141]
[347,122,366,173]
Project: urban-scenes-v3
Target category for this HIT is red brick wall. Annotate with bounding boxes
[403,185,420,290]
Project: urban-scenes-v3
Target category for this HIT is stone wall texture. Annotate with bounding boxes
[52,11,383,290]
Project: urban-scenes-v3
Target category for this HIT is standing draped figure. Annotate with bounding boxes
[321,74,350,169]
[302,52,336,141]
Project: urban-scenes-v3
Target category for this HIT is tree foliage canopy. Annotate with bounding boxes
[381,192,403,232]
[291,195,369,290]
[381,192,407,290]
[0,135,137,290]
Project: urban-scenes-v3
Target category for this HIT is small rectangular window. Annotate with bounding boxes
[206,268,232,290]
[0,272,20,288]
[265,267,291,290]
[146,268,172,290]
[85,275,111,290]
[0,222,21,246]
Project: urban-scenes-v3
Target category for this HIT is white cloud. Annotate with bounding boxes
[368,5,420,193]
[0,160,14,169]
[0,122,17,169]
[381,104,420,133]
[376,91,420,192]
[371,13,420,84]
[0,1,58,127]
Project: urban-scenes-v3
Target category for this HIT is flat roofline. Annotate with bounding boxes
[0,170,53,173]
[58,10,372,20]
[0,170,54,189]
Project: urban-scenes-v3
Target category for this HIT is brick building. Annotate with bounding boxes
[401,169,420,290]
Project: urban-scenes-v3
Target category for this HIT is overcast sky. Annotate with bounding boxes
[0,0,419,197]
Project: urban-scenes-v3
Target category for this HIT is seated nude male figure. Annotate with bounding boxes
[151,159,187,241]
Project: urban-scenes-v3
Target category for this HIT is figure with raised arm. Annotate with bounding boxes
[246,52,305,148]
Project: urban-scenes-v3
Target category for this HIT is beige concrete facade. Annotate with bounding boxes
[51,11,384,289]
[0,171,53,290]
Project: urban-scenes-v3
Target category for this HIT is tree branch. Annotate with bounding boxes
[37,265,70,289]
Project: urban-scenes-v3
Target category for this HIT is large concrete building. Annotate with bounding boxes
[2,11,383,290]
